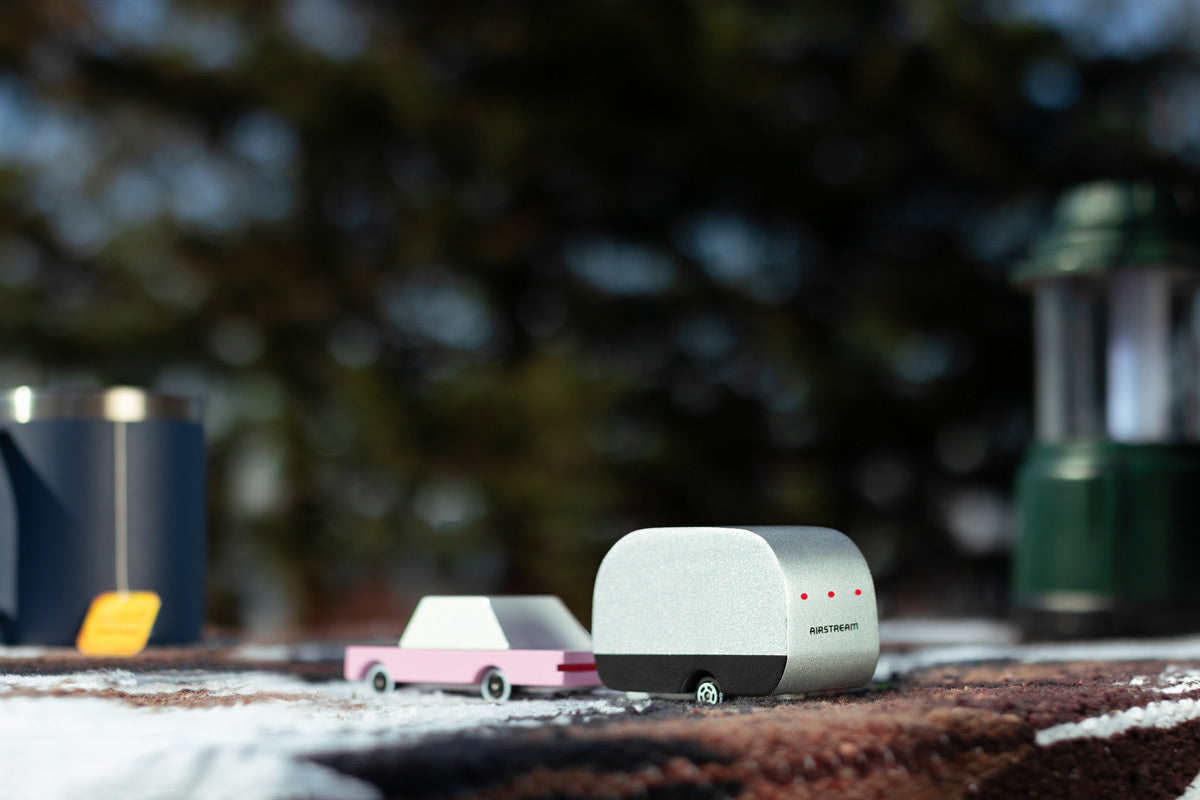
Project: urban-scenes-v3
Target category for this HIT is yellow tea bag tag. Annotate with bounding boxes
[76,591,161,656]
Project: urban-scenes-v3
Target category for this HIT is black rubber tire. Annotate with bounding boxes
[367,663,394,693]
[480,667,512,701]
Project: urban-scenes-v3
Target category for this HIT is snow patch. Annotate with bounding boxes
[1183,769,1200,800]
[1036,697,1200,746]
[1120,667,1200,695]
[878,618,1018,647]
[1154,667,1200,696]
[0,670,634,800]
[0,645,50,658]
[875,632,1200,682]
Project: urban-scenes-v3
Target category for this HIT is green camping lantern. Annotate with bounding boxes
[1013,181,1200,638]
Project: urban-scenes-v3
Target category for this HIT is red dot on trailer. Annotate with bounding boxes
[828,591,835,598]
[855,589,862,595]
[800,593,808,600]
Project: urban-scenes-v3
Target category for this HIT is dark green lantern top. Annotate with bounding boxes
[1014,181,1200,284]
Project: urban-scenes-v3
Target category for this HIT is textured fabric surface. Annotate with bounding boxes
[6,648,1200,798]
[317,660,1200,799]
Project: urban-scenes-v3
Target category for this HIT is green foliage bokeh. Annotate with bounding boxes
[0,0,1192,627]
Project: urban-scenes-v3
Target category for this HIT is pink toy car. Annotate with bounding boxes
[343,595,601,701]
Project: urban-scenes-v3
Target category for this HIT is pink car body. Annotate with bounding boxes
[343,646,599,688]
[344,595,601,700]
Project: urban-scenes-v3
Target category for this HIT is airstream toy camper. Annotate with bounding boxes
[592,526,879,704]
[344,595,601,701]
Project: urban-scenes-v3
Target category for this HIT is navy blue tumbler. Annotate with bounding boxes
[0,387,205,645]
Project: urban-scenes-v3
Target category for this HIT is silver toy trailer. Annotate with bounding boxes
[592,526,879,704]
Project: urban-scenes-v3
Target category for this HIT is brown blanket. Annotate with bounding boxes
[315,659,1200,799]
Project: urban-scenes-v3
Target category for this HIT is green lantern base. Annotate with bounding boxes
[1013,441,1200,639]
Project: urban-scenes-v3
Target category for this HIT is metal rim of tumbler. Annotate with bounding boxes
[0,386,200,423]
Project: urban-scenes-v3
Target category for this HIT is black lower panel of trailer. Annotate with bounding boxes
[595,653,786,696]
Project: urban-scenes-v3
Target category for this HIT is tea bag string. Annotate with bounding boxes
[114,420,129,597]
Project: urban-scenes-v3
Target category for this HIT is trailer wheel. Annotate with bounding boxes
[694,677,724,705]
[480,667,512,701]
[367,664,394,693]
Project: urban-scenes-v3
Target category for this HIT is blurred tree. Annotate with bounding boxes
[0,0,1194,629]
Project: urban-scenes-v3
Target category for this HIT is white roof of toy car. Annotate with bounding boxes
[398,595,593,651]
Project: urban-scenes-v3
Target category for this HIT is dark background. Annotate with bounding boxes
[2,0,1194,635]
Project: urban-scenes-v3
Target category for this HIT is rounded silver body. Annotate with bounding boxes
[592,526,878,697]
